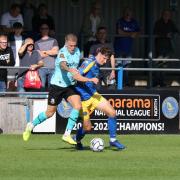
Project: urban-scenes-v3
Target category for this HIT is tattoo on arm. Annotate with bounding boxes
[60,61,69,71]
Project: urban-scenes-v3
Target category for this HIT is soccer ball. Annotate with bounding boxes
[90,138,104,152]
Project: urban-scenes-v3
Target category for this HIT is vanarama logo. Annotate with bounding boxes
[93,94,160,121]
[108,98,151,108]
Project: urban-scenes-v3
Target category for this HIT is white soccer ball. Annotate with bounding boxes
[90,138,104,152]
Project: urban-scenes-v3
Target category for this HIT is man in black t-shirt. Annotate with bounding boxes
[0,33,15,92]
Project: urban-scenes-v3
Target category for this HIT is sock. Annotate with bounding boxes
[108,117,117,141]
[64,109,79,135]
[64,129,71,136]
[76,127,86,142]
[32,112,47,127]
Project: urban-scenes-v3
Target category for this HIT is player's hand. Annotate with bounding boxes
[90,78,99,84]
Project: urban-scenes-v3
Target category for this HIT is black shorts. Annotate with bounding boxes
[48,84,78,106]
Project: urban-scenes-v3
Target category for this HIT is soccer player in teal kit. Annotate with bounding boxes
[23,34,98,144]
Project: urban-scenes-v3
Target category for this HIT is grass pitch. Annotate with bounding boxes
[0,134,180,180]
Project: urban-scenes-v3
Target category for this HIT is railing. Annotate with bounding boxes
[0,57,180,95]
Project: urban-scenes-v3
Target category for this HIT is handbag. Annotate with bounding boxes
[24,70,42,89]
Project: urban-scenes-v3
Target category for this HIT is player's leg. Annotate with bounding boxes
[96,96,125,150]
[23,105,56,141]
[62,94,81,145]
[75,100,93,150]
[23,85,58,142]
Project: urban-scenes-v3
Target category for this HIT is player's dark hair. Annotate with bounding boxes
[96,47,112,58]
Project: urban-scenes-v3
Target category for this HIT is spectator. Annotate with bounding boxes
[89,26,115,87]
[32,3,55,37]
[0,32,15,93]
[34,23,59,91]
[9,22,25,67]
[8,22,25,86]
[114,7,140,86]
[81,0,105,57]
[17,38,43,93]
[153,9,179,87]
[0,3,24,33]
[20,0,36,32]
[154,9,179,58]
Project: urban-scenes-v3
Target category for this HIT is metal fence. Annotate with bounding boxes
[0,57,180,95]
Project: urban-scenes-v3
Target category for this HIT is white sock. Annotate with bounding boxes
[27,122,34,131]
[64,129,71,136]
[110,138,116,142]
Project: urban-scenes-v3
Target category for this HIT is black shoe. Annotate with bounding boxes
[76,142,84,150]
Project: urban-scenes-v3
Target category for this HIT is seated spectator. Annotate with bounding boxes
[17,38,44,93]
[114,7,140,86]
[0,32,15,93]
[32,3,55,38]
[34,23,59,91]
[153,9,179,87]
[81,0,105,57]
[0,3,24,33]
[89,26,115,87]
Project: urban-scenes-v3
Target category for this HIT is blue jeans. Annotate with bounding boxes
[0,80,6,93]
[17,76,25,93]
[38,68,54,90]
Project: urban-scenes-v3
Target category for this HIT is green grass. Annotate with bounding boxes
[0,134,180,180]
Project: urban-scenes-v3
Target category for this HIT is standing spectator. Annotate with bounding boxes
[89,26,115,86]
[8,22,25,86]
[0,33,15,93]
[153,9,179,87]
[81,1,105,57]
[154,9,179,58]
[34,23,59,91]
[9,22,25,67]
[21,0,36,32]
[0,3,24,32]
[17,38,44,93]
[32,3,55,37]
[114,7,140,86]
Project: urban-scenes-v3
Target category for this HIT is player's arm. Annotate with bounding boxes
[60,61,98,84]
[60,61,75,72]
[73,73,99,84]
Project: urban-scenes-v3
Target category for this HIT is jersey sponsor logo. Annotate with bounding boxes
[67,62,79,67]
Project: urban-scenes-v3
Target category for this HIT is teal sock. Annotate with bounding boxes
[32,112,47,127]
[66,109,79,131]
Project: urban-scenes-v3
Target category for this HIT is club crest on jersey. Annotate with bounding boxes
[80,64,85,69]
[59,53,65,58]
